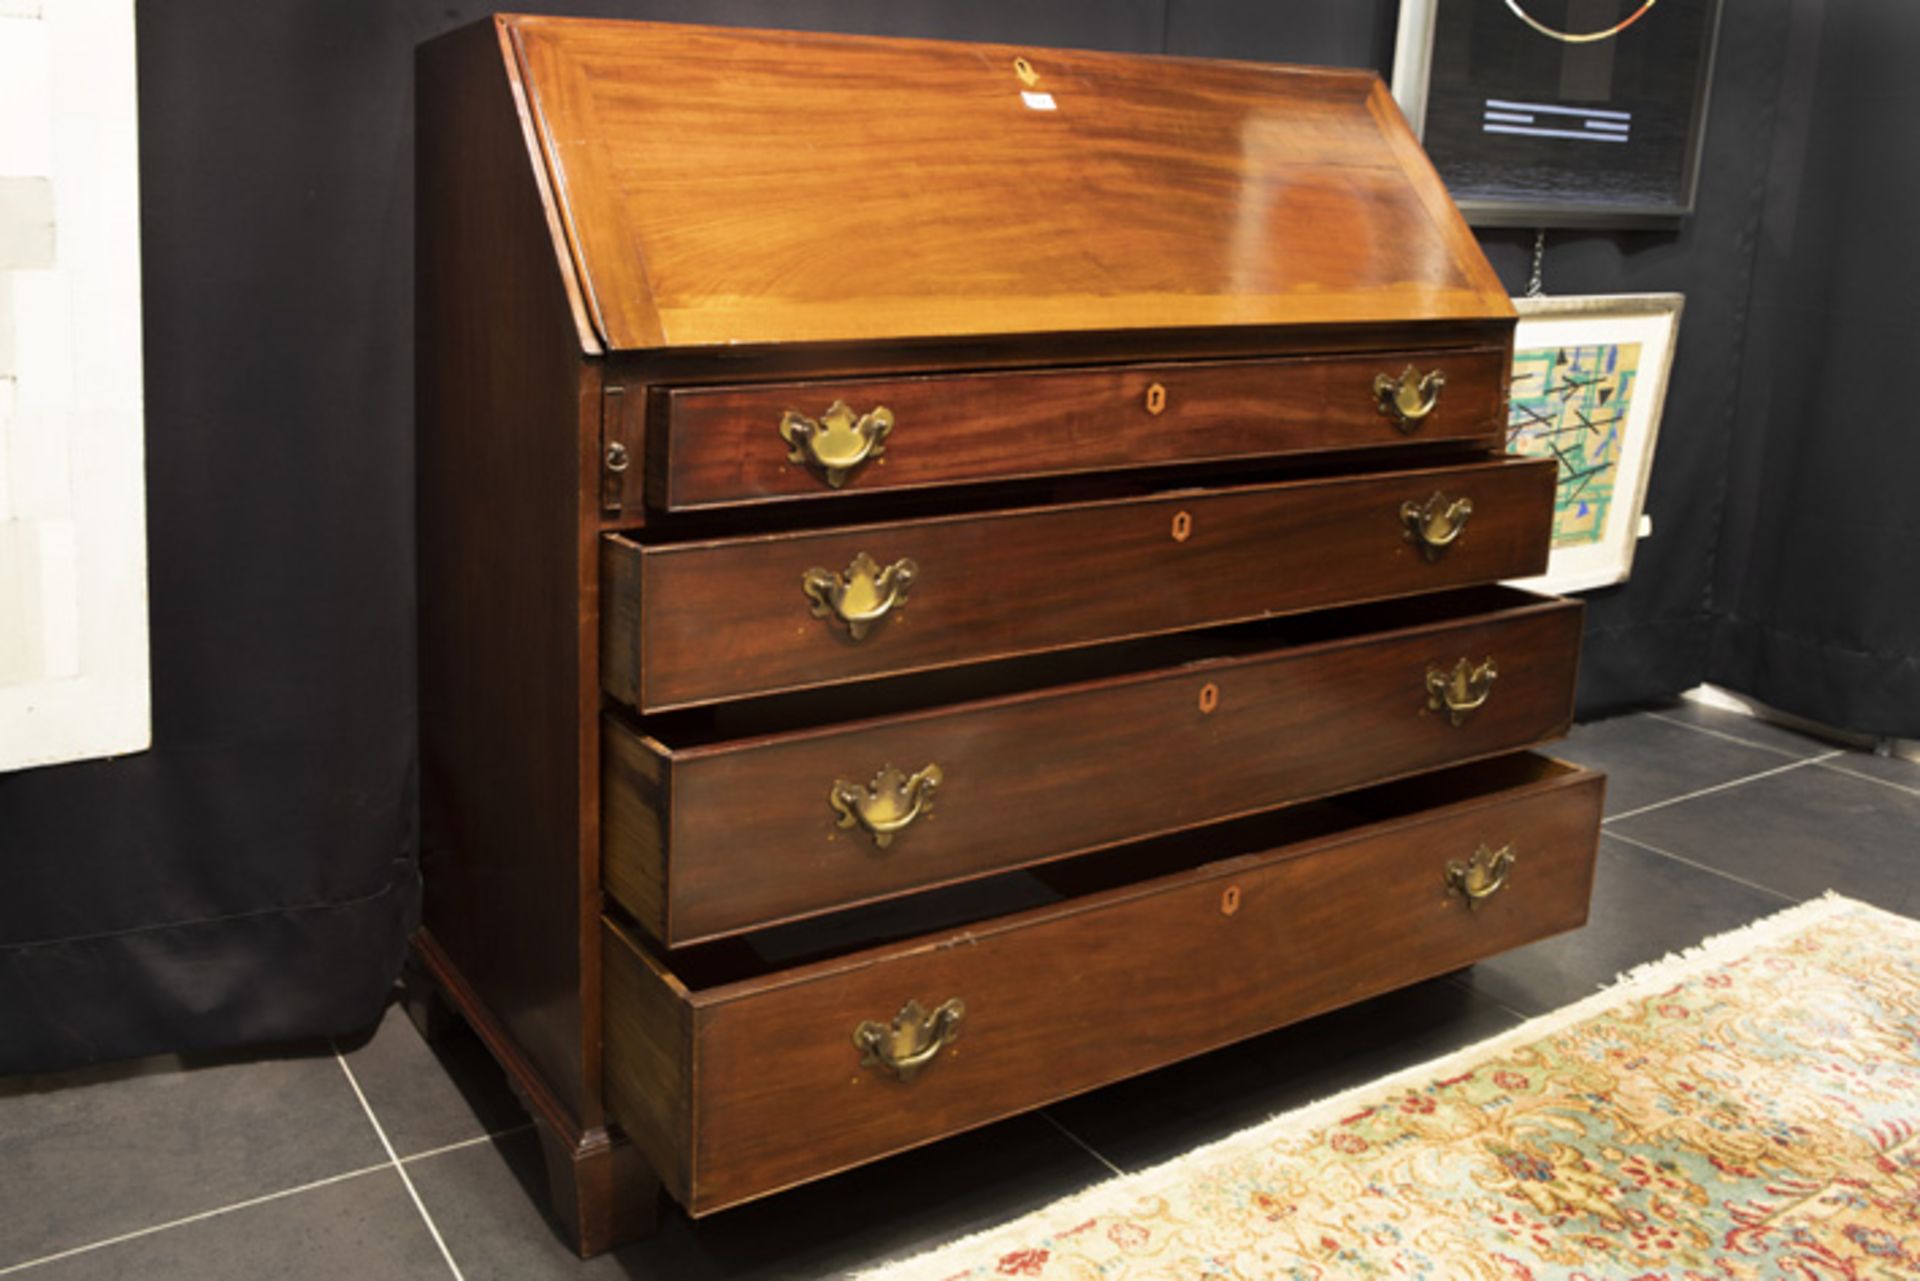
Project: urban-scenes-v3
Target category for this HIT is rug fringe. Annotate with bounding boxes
[854,892,1913,1280]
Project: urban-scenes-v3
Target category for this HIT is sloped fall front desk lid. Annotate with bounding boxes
[498,14,1512,352]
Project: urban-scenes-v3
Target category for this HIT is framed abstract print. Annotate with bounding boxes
[1503,293,1683,595]
[1391,0,1722,227]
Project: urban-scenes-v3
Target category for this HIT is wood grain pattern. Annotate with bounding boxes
[505,17,1511,350]
[417,18,600,1126]
[654,347,1510,510]
[604,456,1556,711]
[601,755,1603,1214]
[601,923,694,1203]
[604,591,1580,945]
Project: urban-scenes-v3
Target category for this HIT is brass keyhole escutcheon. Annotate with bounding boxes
[1145,382,1167,415]
[1198,682,1220,714]
[1171,511,1193,542]
[1220,885,1242,916]
[1013,56,1038,86]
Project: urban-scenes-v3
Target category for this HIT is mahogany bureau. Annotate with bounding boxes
[414,14,1605,1255]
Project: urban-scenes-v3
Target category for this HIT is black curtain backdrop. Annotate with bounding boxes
[1,0,1908,1073]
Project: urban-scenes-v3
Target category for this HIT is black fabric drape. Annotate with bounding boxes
[1707,0,1920,736]
[1,0,1901,1074]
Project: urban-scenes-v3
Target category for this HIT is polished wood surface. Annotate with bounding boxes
[504,16,1511,351]
[604,456,1556,711]
[417,18,602,1129]
[605,591,1581,945]
[654,346,1510,511]
[421,14,1595,1251]
[602,755,1603,1213]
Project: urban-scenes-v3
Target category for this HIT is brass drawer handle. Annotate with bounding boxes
[831,763,943,848]
[1427,656,1497,726]
[1373,365,1446,432]
[1401,492,1473,560]
[1446,843,1514,907]
[803,552,917,640]
[779,399,893,488]
[854,997,965,1082]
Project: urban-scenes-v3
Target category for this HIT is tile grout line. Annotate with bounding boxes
[1643,710,1811,759]
[1037,1108,1125,1177]
[400,1123,535,1167]
[0,1162,394,1277]
[1816,759,1920,801]
[1602,829,1799,905]
[1602,750,1845,826]
[335,1048,468,1281]
[0,1118,535,1278]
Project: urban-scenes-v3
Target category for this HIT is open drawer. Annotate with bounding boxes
[601,455,1555,712]
[604,752,1604,1215]
[603,586,1581,946]
[649,346,1511,511]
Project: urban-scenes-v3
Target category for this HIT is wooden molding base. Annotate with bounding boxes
[406,931,661,1256]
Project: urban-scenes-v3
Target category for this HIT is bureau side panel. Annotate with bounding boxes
[417,19,599,1124]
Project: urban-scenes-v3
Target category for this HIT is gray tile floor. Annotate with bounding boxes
[3,703,1916,1279]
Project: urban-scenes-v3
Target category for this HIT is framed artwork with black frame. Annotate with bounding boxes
[1392,0,1722,227]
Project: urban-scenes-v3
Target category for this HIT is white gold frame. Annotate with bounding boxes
[1503,292,1683,595]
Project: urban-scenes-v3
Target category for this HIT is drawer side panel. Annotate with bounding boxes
[602,920,695,1203]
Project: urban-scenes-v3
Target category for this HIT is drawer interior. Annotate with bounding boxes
[649,752,1587,993]
[631,583,1567,750]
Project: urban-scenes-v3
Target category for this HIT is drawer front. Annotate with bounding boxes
[604,592,1581,945]
[603,455,1555,712]
[654,347,1509,510]
[603,757,1604,1214]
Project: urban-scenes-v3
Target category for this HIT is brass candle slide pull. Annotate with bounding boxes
[778,399,893,487]
[1373,365,1446,432]
[1426,656,1497,726]
[854,997,965,1082]
[802,552,917,640]
[830,764,943,848]
[1445,843,1514,907]
[1400,492,1474,560]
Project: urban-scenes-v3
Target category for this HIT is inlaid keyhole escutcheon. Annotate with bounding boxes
[1220,885,1242,916]
[1145,382,1167,415]
[1198,682,1220,714]
[1171,511,1193,542]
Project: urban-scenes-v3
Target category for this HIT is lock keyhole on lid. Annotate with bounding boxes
[1221,885,1242,916]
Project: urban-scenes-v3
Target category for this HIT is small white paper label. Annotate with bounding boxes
[1638,512,1653,539]
[1020,91,1057,111]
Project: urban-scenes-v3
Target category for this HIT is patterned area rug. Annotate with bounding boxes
[862,896,1920,1280]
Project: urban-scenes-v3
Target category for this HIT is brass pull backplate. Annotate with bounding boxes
[802,552,917,640]
[779,400,893,487]
[1401,492,1474,560]
[1446,843,1514,907]
[831,763,943,848]
[1427,656,1497,726]
[854,997,965,1081]
[1374,366,1446,432]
